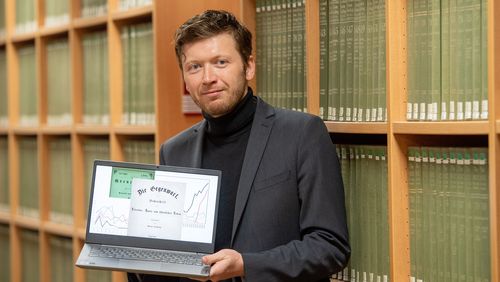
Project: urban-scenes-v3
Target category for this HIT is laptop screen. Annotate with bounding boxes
[85,160,221,253]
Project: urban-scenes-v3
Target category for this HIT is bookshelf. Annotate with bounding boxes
[0,1,254,282]
[0,1,498,282]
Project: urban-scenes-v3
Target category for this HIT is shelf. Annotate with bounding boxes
[11,31,37,44]
[74,124,110,135]
[111,5,153,23]
[325,121,388,134]
[42,221,74,237]
[0,126,7,134]
[113,124,156,135]
[12,126,39,135]
[0,211,10,224]
[392,121,489,135]
[73,15,108,30]
[14,215,41,230]
[39,24,70,37]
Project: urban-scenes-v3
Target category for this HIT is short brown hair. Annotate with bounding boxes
[174,10,252,70]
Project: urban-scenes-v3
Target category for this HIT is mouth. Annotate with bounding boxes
[202,89,223,97]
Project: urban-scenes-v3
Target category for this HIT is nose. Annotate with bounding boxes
[202,65,216,84]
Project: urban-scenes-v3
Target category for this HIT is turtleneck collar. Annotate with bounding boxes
[203,87,257,137]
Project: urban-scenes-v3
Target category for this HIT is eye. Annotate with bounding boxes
[186,63,201,73]
[216,59,228,66]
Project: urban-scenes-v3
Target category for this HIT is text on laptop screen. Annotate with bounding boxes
[88,165,219,244]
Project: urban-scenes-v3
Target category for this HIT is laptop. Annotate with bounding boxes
[76,160,221,278]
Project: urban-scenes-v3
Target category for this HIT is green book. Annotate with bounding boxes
[377,0,387,122]
[356,0,367,122]
[344,0,355,121]
[19,137,39,218]
[328,0,340,120]
[21,229,39,282]
[47,38,71,126]
[448,148,459,280]
[0,224,9,282]
[0,136,8,212]
[449,0,458,120]
[480,0,488,120]
[463,149,474,281]
[408,147,417,281]
[471,0,482,120]
[407,0,416,120]
[477,148,490,282]
[18,44,37,126]
[0,48,6,126]
[319,0,328,119]
[430,0,440,121]
[49,138,73,225]
[441,0,451,120]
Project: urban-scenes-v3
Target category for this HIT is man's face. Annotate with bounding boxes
[181,33,255,118]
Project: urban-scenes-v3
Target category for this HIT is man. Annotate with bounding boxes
[129,9,350,282]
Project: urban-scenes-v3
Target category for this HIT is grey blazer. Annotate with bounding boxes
[135,97,350,282]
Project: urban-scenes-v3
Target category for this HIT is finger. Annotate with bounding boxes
[202,251,225,265]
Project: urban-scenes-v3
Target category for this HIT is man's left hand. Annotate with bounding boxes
[190,249,244,282]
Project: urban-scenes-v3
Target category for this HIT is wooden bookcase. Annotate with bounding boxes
[0,0,498,282]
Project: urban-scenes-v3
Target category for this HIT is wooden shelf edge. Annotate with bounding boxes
[42,221,74,237]
[0,127,8,134]
[11,32,37,43]
[111,5,153,22]
[39,24,70,37]
[392,121,489,135]
[73,15,108,30]
[113,125,156,135]
[496,120,500,133]
[325,121,388,134]
[0,211,11,223]
[12,126,40,135]
[74,124,111,135]
[14,215,41,230]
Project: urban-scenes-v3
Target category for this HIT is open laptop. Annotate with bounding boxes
[76,160,221,278]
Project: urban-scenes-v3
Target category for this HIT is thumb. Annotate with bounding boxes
[202,251,224,265]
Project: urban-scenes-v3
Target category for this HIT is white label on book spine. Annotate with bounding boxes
[481,100,488,119]
[472,101,480,119]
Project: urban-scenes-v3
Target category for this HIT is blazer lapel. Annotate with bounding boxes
[231,98,275,243]
[188,120,206,168]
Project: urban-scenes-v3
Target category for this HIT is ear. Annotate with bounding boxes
[245,55,256,81]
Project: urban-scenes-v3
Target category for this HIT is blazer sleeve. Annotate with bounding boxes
[241,116,350,282]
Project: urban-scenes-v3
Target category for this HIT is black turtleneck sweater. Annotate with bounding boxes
[201,88,257,251]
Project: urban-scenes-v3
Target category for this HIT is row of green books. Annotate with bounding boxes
[21,229,39,282]
[15,0,36,34]
[320,0,387,122]
[18,136,39,219]
[0,225,9,282]
[407,0,488,121]
[47,37,72,126]
[119,0,153,11]
[0,48,6,127]
[49,138,73,225]
[50,235,73,282]
[123,138,155,164]
[81,0,107,18]
[122,22,155,125]
[334,144,390,282]
[83,138,110,216]
[0,136,8,212]
[408,146,490,282]
[82,30,110,125]
[0,0,5,37]
[44,0,70,27]
[255,0,308,112]
[18,44,38,127]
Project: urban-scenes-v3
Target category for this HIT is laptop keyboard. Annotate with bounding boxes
[89,245,204,266]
